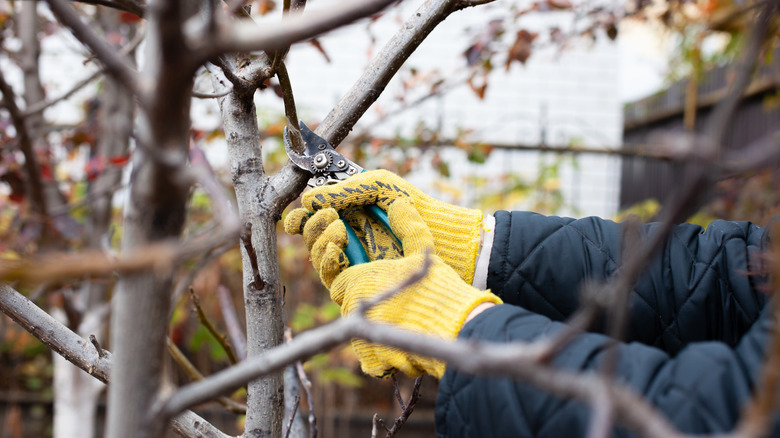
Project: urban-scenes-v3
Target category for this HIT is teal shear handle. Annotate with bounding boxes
[340,168,400,265]
[341,205,390,266]
[342,204,399,265]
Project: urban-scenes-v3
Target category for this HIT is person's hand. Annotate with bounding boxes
[301,169,485,284]
[327,199,502,379]
[284,206,402,288]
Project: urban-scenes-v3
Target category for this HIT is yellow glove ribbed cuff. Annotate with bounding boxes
[416,198,483,285]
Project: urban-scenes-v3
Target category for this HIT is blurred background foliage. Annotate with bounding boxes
[0,0,779,436]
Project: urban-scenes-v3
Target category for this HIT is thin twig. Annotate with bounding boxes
[586,390,614,438]
[89,334,106,358]
[207,57,245,91]
[23,70,102,117]
[385,376,423,437]
[392,376,406,410]
[297,361,318,438]
[285,327,318,438]
[74,0,145,16]
[166,338,247,414]
[223,0,254,19]
[540,0,779,376]
[45,0,143,99]
[277,62,300,134]
[0,71,49,219]
[24,26,145,117]
[171,242,235,307]
[193,88,233,99]
[283,395,301,438]
[240,222,265,290]
[735,216,780,437]
[371,413,381,438]
[704,0,778,150]
[189,288,240,365]
[218,285,247,361]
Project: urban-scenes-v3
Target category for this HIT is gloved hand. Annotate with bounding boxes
[301,169,485,285]
[284,206,402,288]
[328,199,502,379]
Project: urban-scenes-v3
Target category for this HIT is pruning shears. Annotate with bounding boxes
[284,122,399,265]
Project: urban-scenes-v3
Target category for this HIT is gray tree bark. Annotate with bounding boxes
[105,0,195,437]
[218,86,286,438]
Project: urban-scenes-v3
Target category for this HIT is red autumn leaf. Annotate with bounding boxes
[546,0,573,9]
[309,38,331,63]
[505,30,537,70]
[467,76,488,100]
[192,129,206,142]
[40,164,54,181]
[108,154,131,166]
[119,12,142,23]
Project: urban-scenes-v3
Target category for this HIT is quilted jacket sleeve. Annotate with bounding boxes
[487,211,769,353]
[435,303,775,437]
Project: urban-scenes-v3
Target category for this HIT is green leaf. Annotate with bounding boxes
[188,325,228,362]
[317,301,341,322]
[319,367,363,388]
[291,303,317,332]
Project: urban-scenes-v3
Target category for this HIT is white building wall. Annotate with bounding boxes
[254,0,624,218]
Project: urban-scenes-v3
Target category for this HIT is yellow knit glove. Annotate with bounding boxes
[330,199,502,379]
[302,170,484,284]
[284,207,402,287]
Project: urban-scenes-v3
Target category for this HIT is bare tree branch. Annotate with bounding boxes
[285,329,316,438]
[218,285,247,360]
[160,312,684,438]
[23,70,101,117]
[189,288,240,365]
[270,0,489,211]
[23,26,145,117]
[45,0,144,98]
[0,71,49,220]
[0,228,238,286]
[167,338,247,414]
[192,0,399,58]
[283,394,301,438]
[383,376,423,437]
[74,0,146,17]
[0,283,230,438]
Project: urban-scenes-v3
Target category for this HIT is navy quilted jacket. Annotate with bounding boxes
[435,211,775,437]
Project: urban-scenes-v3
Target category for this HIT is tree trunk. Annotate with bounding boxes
[104,1,193,437]
[218,89,285,438]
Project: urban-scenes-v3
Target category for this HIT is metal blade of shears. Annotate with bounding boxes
[284,122,400,265]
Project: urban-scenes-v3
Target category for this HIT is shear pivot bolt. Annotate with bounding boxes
[313,153,330,169]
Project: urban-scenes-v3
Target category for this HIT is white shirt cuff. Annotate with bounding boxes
[472,214,494,290]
